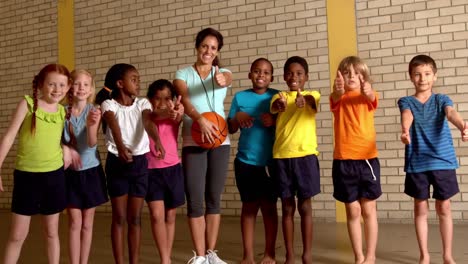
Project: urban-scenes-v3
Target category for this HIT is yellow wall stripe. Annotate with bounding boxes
[326,0,358,223]
[57,0,75,71]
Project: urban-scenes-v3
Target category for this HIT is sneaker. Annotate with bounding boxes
[206,249,227,264]
[187,251,208,264]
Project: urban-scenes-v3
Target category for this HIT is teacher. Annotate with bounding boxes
[173,28,232,264]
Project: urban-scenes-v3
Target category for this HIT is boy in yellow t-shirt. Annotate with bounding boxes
[270,56,320,264]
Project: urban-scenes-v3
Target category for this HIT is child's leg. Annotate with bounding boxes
[80,208,96,264]
[281,197,296,264]
[148,200,170,264]
[298,198,313,264]
[165,207,177,258]
[259,199,278,264]
[240,201,260,264]
[68,208,83,264]
[127,196,144,264]
[42,213,61,264]
[414,199,430,264]
[360,199,378,264]
[435,199,455,264]
[345,201,364,264]
[3,214,31,264]
[110,195,128,264]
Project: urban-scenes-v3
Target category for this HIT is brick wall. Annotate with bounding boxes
[0,0,467,222]
[0,0,58,209]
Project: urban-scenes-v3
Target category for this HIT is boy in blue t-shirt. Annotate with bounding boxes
[228,58,278,264]
[398,54,468,264]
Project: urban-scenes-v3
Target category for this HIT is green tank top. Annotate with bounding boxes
[15,96,65,172]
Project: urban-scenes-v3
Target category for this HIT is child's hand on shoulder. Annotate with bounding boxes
[260,113,275,127]
[274,92,287,112]
[462,121,468,142]
[295,88,305,108]
[235,112,254,128]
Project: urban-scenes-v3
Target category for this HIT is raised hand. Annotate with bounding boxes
[86,106,101,127]
[462,121,468,142]
[235,112,254,128]
[334,70,345,96]
[274,92,287,112]
[360,75,373,99]
[214,66,227,87]
[295,88,305,108]
[167,100,178,120]
[173,95,184,117]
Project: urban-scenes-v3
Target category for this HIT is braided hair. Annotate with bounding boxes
[31,64,71,134]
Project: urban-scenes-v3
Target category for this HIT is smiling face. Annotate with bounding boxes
[40,72,70,104]
[284,62,308,91]
[196,35,219,65]
[72,73,93,102]
[410,64,437,93]
[249,60,273,91]
[150,87,172,110]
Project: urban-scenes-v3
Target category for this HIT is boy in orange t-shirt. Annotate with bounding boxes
[330,56,381,264]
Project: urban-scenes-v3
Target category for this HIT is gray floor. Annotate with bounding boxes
[0,211,467,263]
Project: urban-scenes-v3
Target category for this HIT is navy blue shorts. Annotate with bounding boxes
[105,153,148,198]
[66,165,109,209]
[332,158,382,203]
[405,170,459,200]
[146,163,185,209]
[12,167,67,216]
[272,154,321,199]
[234,158,277,203]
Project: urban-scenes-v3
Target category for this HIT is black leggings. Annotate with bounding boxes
[182,145,230,217]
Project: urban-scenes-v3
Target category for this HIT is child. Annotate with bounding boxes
[0,64,71,264]
[270,56,320,264]
[145,79,185,264]
[330,56,381,264]
[398,54,468,264]
[63,69,109,264]
[98,63,164,264]
[228,58,278,264]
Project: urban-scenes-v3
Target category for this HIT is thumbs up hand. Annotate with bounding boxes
[295,88,305,108]
[462,121,468,142]
[360,75,373,98]
[273,92,287,112]
[333,70,345,97]
[214,66,227,86]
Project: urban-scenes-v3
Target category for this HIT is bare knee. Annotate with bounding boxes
[127,214,142,227]
[435,200,451,217]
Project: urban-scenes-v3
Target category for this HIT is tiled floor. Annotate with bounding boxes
[0,211,467,263]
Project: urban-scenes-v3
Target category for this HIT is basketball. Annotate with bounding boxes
[191,112,228,149]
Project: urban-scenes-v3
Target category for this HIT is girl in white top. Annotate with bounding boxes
[98,63,164,264]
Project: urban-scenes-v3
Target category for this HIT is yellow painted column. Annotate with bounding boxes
[326,0,358,223]
[57,0,75,70]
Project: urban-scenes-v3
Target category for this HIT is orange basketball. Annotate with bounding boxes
[191,112,228,149]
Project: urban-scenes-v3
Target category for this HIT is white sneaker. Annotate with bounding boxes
[206,249,227,264]
[187,251,208,264]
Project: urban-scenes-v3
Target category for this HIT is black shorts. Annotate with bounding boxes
[105,153,148,198]
[12,167,67,216]
[146,163,185,209]
[332,158,382,203]
[66,165,109,209]
[405,170,459,200]
[234,158,277,203]
[272,155,321,199]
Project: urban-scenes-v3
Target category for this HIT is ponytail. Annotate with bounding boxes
[31,75,39,134]
[64,87,78,148]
